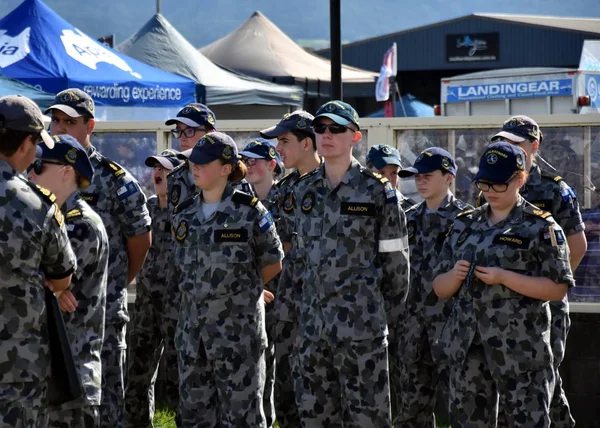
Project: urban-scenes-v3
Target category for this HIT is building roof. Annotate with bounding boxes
[200,11,377,84]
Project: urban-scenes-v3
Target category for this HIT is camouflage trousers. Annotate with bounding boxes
[449,336,553,428]
[178,338,267,427]
[48,405,99,428]
[272,320,300,428]
[0,381,47,428]
[549,307,574,428]
[292,335,391,428]
[393,327,448,428]
[100,322,127,428]
[264,304,276,428]
[124,292,179,428]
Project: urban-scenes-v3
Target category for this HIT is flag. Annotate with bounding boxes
[375,43,397,102]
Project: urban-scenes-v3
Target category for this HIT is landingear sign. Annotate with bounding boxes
[445,79,573,103]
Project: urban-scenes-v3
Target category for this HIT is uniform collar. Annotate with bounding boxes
[63,191,81,214]
[483,195,526,226]
[316,157,362,187]
[527,163,542,186]
[198,183,236,215]
[0,158,16,176]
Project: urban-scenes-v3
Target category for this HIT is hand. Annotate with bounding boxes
[58,290,78,313]
[474,266,506,285]
[451,260,471,281]
[263,290,275,304]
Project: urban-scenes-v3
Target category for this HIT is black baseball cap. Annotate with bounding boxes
[36,134,94,188]
[0,95,54,148]
[145,149,182,170]
[260,110,315,139]
[473,141,526,183]
[313,100,360,130]
[491,115,542,143]
[165,103,216,129]
[188,132,240,165]
[45,88,95,118]
[240,138,284,174]
[399,147,457,177]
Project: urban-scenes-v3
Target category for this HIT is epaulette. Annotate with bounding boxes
[168,161,188,177]
[232,190,259,208]
[475,191,486,208]
[276,170,300,188]
[29,182,57,204]
[174,195,196,215]
[540,169,563,183]
[361,168,390,185]
[99,155,126,177]
[456,209,474,218]
[522,203,553,220]
[454,199,472,211]
[66,209,83,219]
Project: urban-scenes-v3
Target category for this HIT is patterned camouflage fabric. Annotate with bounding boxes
[80,146,151,428]
[173,185,284,427]
[0,159,77,427]
[271,170,303,428]
[292,158,410,427]
[393,193,471,427]
[478,164,583,427]
[433,197,575,427]
[48,192,109,428]
[125,196,179,427]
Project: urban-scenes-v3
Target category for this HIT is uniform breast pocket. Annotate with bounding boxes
[336,215,377,267]
[210,237,253,296]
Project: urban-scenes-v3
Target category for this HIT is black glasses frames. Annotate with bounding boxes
[171,127,206,139]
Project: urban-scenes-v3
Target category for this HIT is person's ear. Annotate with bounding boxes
[221,163,232,177]
[86,118,95,135]
[351,130,362,145]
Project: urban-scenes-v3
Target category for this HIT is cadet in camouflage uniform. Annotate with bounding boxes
[433,142,575,427]
[393,148,471,427]
[0,95,77,427]
[366,144,417,211]
[173,132,284,427]
[124,150,182,427]
[240,138,284,428]
[30,134,109,428]
[46,89,152,428]
[292,101,410,427]
[487,116,585,427]
[259,111,320,428]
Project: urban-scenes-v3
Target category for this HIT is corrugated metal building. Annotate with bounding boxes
[318,14,600,112]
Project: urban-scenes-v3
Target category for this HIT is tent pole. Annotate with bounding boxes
[330,0,342,100]
[156,0,160,14]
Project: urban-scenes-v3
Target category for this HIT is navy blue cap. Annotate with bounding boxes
[36,134,94,189]
[491,115,542,144]
[367,144,402,170]
[145,149,182,170]
[260,110,315,139]
[165,103,216,129]
[473,141,526,183]
[45,88,95,118]
[399,147,456,177]
[188,132,239,165]
[314,100,360,130]
[240,138,284,174]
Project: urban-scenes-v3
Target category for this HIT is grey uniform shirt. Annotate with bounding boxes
[293,158,410,343]
[0,159,77,384]
[80,146,151,325]
[62,192,109,407]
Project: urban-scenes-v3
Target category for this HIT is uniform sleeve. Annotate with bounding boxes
[277,188,295,243]
[42,204,77,279]
[432,220,461,280]
[68,219,106,280]
[538,223,576,287]
[112,172,152,238]
[252,202,284,269]
[552,182,585,235]
[378,182,410,311]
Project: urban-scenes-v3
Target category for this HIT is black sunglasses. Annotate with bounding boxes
[171,127,206,139]
[313,123,352,134]
[27,159,67,175]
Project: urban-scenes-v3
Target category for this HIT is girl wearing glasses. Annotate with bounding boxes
[432,141,575,427]
[173,132,283,427]
[239,138,284,427]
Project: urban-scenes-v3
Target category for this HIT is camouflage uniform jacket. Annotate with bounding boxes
[293,158,410,343]
[0,159,77,384]
[172,185,284,359]
[167,161,195,218]
[80,145,151,326]
[404,193,471,344]
[137,195,175,315]
[433,197,575,374]
[62,192,109,407]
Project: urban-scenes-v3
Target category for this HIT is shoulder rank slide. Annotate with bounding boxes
[232,191,259,207]
[66,209,83,219]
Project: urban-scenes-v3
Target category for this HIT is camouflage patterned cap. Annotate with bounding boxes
[45,88,95,118]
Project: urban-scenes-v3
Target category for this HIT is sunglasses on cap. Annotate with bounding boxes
[27,159,67,175]
[171,127,207,139]
[312,123,353,135]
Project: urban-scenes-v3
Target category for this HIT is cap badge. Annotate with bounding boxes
[441,157,451,170]
[222,146,232,159]
[207,113,215,125]
[65,148,77,163]
[487,153,498,164]
[268,147,276,158]
[297,119,307,129]
[381,146,393,155]
[516,154,524,169]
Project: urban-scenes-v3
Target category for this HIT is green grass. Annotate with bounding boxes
[153,406,177,428]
